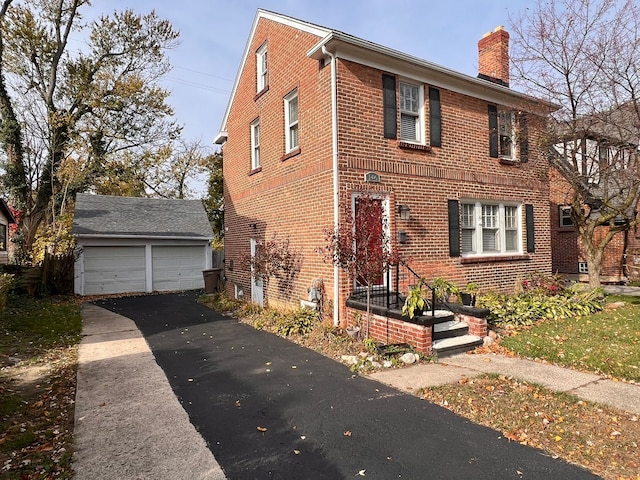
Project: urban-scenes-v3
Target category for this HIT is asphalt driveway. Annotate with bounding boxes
[95,292,598,480]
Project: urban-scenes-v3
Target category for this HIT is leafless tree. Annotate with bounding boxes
[510,0,640,287]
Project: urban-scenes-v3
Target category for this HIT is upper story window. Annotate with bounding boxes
[559,206,574,227]
[256,43,268,93]
[399,81,423,143]
[498,111,515,159]
[251,119,260,170]
[460,201,521,256]
[489,105,529,162]
[284,89,299,153]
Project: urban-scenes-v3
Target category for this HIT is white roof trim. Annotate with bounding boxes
[75,234,213,241]
[216,9,330,138]
[308,32,558,111]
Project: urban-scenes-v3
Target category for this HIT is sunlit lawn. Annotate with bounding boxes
[501,295,640,382]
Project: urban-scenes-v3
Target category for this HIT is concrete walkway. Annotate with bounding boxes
[73,304,227,480]
[369,353,640,415]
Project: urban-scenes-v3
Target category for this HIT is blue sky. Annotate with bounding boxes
[90,1,538,148]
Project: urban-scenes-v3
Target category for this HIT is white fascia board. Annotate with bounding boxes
[309,32,559,113]
[75,234,213,242]
[216,9,330,139]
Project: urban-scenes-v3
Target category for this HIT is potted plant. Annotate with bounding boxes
[432,277,459,303]
[346,311,362,338]
[402,278,427,319]
[460,281,479,306]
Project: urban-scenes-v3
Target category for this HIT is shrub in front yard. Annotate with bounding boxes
[478,284,604,328]
[0,273,14,312]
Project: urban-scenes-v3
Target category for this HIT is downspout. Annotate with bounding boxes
[323,45,340,326]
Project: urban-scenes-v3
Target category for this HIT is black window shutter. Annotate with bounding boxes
[448,200,460,257]
[382,74,397,139]
[429,87,441,147]
[488,104,498,158]
[525,204,535,253]
[519,113,529,162]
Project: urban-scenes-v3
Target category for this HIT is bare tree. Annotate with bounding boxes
[510,0,640,287]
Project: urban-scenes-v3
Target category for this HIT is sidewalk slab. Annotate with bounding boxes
[368,362,478,391]
[444,353,603,392]
[572,379,640,415]
[73,304,226,480]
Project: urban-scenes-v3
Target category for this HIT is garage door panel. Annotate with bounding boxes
[83,246,146,295]
[152,246,206,292]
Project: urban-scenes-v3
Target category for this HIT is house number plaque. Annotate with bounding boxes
[364,171,381,183]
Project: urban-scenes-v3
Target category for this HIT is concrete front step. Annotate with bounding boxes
[433,320,468,340]
[433,334,483,358]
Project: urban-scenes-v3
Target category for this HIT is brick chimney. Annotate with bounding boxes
[478,26,509,87]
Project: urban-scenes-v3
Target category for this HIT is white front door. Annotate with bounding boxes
[250,238,264,306]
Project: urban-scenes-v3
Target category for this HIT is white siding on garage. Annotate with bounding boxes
[152,245,206,292]
[83,246,146,295]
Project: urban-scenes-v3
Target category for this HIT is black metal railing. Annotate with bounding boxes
[348,262,448,318]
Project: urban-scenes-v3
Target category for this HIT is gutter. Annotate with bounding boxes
[322,45,341,327]
[75,234,214,242]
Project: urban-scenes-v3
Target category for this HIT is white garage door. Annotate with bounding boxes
[152,246,206,292]
[83,246,146,295]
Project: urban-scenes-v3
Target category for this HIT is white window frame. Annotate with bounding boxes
[460,200,522,257]
[498,110,516,160]
[251,119,260,170]
[284,89,299,153]
[578,261,588,274]
[399,80,424,143]
[559,206,574,227]
[256,43,268,93]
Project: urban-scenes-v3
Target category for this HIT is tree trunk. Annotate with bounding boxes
[585,248,604,289]
[366,284,371,339]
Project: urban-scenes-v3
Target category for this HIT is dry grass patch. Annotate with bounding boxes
[420,374,640,480]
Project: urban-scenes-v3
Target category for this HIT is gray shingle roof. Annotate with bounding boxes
[73,193,214,239]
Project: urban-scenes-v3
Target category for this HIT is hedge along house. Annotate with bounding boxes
[215,10,556,336]
[73,194,214,295]
[0,198,16,265]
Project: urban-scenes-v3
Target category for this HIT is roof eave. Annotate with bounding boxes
[74,234,214,241]
[308,32,560,113]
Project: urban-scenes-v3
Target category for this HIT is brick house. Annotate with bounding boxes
[550,124,640,283]
[215,10,555,333]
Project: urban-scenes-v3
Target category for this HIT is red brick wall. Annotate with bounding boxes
[335,59,551,300]
[347,307,433,354]
[222,18,336,310]
[550,166,631,281]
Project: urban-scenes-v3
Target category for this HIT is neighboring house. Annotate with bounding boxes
[550,108,640,283]
[0,199,16,265]
[215,10,555,325]
[73,193,213,295]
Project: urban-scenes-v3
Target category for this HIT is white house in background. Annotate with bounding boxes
[0,198,16,265]
[73,193,214,295]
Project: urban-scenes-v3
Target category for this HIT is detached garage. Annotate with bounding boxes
[73,194,214,296]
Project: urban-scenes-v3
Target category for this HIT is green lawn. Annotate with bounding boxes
[0,296,82,358]
[501,295,640,382]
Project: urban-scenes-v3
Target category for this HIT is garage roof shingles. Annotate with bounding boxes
[73,194,214,239]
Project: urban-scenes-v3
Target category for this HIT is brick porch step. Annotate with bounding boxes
[433,320,468,340]
[433,334,483,358]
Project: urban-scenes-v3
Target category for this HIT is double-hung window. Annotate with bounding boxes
[498,110,515,159]
[256,43,268,93]
[461,201,521,256]
[251,119,260,170]
[559,206,574,227]
[399,81,422,143]
[284,89,299,153]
